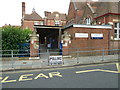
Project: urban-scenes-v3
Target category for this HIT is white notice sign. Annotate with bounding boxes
[75,33,88,38]
[91,33,103,39]
[49,55,63,65]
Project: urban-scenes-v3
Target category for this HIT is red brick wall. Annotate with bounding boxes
[96,15,120,25]
[46,20,54,26]
[67,2,76,24]
[22,20,34,31]
[30,41,39,57]
[63,27,111,56]
[66,2,79,24]
[109,41,120,49]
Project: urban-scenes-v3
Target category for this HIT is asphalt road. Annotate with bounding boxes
[1,63,120,88]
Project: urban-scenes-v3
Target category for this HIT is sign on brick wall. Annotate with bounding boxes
[75,33,88,38]
[91,33,103,39]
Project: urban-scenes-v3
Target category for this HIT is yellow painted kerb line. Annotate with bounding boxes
[76,69,119,74]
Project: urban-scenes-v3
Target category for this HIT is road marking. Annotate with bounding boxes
[0,71,63,83]
[1,76,17,83]
[34,73,49,79]
[76,69,119,74]
[116,63,120,73]
[49,72,62,78]
[19,74,33,81]
[98,69,118,73]
[2,63,117,74]
[76,69,100,73]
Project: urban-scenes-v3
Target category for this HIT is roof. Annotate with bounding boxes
[63,24,112,30]
[71,1,120,17]
[34,25,62,29]
[24,11,44,21]
[46,11,66,20]
[95,2,119,17]
[72,1,86,10]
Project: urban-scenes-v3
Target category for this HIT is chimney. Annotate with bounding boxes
[22,2,25,17]
[44,11,51,17]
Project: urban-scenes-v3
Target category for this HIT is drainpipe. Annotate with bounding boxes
[58,28,62,48]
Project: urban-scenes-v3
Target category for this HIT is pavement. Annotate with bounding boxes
[0,54,119,72]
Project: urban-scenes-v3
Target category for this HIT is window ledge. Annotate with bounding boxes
[113,38,120,40]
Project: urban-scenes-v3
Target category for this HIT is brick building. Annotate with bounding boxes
[44,11,66,26]
[62,0,120,54]
[21,2,67,31]
[67,1,120,27]
[21,2,44,31]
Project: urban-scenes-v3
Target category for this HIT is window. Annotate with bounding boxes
[40,21,43,25]
[34,21,39,25]
[55,20,60,26]
[34,21,44,25]
[55,14,59,17]
[86,17,91,25]
[114,22,120,40]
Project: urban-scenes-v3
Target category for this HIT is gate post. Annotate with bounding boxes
[29,28,39,58]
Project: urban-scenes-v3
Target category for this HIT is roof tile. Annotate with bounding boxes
[24,11,44,21]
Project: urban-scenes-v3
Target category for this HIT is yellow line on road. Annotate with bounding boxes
[98,69,118,73]
[76,69,100,73]
[116,63,120,73]
[76,69,119,74]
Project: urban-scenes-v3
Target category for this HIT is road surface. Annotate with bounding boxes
[1,63,120,89]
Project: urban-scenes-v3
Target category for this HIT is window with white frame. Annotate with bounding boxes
[86,17,91,25]
[55,20,60,26]
[34,21,39,25]
[40,21,43,25]
[114,22,120,40]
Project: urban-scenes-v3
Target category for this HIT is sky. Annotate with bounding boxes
[0,0,70,27]
[0,0,119,27]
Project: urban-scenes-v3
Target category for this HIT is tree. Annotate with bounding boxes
[2,26,32,51]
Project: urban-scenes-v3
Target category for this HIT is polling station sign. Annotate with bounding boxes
[49,55,63,65]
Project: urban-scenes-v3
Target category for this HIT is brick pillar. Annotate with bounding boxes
[61,31,71,56]
[62,45,69,56]
[30,30,39,57]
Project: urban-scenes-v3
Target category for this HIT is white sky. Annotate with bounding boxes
[0,0,70,27]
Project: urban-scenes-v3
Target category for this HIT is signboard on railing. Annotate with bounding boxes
[49,55,63,65]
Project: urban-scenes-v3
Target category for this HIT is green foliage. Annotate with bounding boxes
[2,26,32,50]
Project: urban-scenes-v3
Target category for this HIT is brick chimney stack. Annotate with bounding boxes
[22,2,25,17]
[44,11,51,17]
